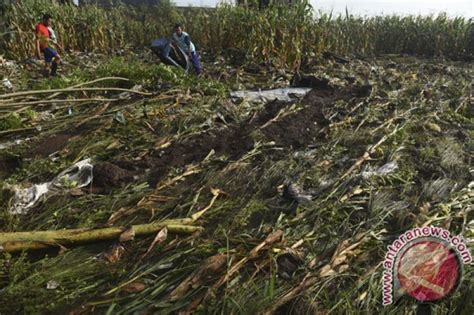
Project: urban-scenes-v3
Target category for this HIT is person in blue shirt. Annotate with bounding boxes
[171,23,202,75]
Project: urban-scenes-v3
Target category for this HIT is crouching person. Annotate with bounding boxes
[172,23,202,75]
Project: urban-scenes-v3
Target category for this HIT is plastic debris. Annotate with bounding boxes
[2,78,13,90]
[278,182,314,204]
[361,161,398,179]
[230,87,311,103]
[114,111,127,125]
[10,159,93,215]
[46,280,60,290]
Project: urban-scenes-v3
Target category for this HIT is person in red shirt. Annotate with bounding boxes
[35,14,62,76]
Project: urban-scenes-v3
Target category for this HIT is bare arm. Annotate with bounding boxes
[35,38,41,59]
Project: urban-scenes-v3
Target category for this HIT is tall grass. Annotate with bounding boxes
[2,0,473,68]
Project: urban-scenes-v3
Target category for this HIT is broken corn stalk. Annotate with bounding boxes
[0,220,202,253]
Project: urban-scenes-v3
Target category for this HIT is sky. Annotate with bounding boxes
[172,0,474,18]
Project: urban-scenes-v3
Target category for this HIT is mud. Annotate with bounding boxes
[261,87,363,148]
[147,125,254,186]
[291,73,330,89]
[92,161,136,189]
[261,103,327,148]
[31,123,99,158]
[0,153,21,179]
[32,133,72,157]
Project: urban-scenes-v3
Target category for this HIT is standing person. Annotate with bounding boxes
[171,23,202,75]
[35,14,62,76]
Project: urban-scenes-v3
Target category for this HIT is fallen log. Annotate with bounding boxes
[0,220,202,253]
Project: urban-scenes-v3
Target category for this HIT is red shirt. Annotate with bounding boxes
[35,23,50,50]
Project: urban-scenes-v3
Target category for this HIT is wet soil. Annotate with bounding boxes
[30,123,99,158]
[32,133,72,157]
[92,161,136,189]
[147,125,254,186]
[0,153,21,179]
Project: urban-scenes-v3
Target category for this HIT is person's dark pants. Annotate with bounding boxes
[190,51,202,75]
[42,47,59,76]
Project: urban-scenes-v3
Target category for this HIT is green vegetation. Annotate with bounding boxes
[2,0,473,68]
[1,51,472,314]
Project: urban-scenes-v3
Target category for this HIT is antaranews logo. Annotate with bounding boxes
[382,226,472,306]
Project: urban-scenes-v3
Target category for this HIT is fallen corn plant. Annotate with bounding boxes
[0,50,472,314]
[0,219,202,253]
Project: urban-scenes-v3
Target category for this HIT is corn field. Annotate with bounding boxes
[1,1,473,314]
[1,0,473,68]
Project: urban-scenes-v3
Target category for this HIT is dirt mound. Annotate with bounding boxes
[93,162,135,189]
[0,153,21,179]
[250,100,292,126]
[148,125,254,186]
[32,133,71,157]
[260,86,367,148]
[262,92,330,148]
[291,73,330,89]
[147,84,372,186]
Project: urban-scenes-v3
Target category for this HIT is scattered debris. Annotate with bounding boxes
[9,159,93,214]
[2,78,13,90]
[46,280,60,290]
[230,87,311,103]
[278,182,314,204]
[0,50,471,314]
[361,161,399,179]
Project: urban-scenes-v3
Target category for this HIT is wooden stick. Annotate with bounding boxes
[0,98,119,107]
[45,77,129,100]
[0,87,152,99]
[0,126,36,136]
[0,220,202,253]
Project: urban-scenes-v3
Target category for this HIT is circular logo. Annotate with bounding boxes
[396,240,461,302]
